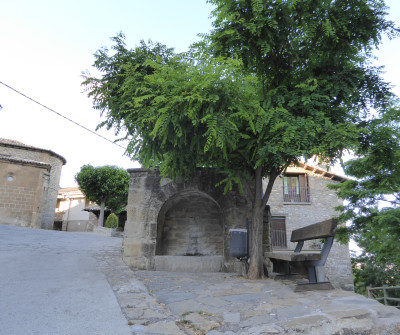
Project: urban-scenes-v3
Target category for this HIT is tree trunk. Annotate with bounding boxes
[248,200,265,279]
[247,166,280,279]
[248,166,264,279]
[98,199,106,227]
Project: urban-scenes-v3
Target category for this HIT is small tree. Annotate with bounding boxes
[75,165,129,227]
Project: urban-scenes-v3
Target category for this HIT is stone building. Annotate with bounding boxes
[0,138,66,229]
[123,165,354,289]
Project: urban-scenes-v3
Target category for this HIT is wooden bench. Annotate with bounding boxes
[266,218,338,291]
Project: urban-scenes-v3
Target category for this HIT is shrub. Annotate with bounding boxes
[105,213,118,229]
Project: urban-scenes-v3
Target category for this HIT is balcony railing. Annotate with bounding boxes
[283,186,310,203]
[271,229,287,248]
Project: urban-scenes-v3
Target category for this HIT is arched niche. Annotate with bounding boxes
[155,190,223,256]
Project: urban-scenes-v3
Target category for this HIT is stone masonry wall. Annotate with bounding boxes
[0,144,65,229]
[0,161,49,228]
[124,169,252,271]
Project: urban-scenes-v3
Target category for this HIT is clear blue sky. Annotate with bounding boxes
[0,0,399,187]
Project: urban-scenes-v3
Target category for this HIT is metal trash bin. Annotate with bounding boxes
[229,229,248,258]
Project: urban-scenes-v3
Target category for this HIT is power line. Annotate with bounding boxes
[0,80,127,150]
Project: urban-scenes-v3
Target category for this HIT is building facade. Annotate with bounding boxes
[0,138,66,229]
[56,187,98,232]
[123,166,354,290]
[266,164,353,289]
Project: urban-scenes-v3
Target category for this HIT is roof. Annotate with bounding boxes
[0,138,67,165]
[0,154,51,171]
[292,162,348,183]
[58,186,85,198]
[59,186,81,193]
[0,138,35,147]
[83,205,127,214]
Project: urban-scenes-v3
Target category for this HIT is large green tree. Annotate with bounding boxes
[75,165,130,227]
[82,0,398,278]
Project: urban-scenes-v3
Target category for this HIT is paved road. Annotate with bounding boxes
[0,224,132,335]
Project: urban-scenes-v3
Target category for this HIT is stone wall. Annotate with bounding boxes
[0,160,49,228]
[0,140,65,229]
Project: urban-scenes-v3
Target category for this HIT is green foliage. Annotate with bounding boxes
[75,164,129,214]
[329,106,400,264]
[105,213,119,229]
[352,255,400,298]
[330,105,400,291]
[82,1,398,278]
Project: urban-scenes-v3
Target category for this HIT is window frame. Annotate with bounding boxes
[283,174,310,203]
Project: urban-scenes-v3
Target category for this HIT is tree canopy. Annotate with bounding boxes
[75,164,130,227]
[82,0,398,278]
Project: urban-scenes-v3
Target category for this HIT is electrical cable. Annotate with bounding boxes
[0,80,127,150]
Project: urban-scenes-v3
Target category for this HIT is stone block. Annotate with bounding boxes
[280,315,329,331]
[123,239,145,255]
[154,256,223,272]
[123,255,147,270]
[181,312,221,333]
[223,312,241,323]
[145,321,185,335]
[93,226,114,236]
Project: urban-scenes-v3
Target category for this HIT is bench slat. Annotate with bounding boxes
[266,251,321,262]
[290,218,338,242]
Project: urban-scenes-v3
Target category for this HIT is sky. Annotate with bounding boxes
[1,0,399,188]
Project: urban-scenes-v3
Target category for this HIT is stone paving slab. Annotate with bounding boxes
[96,245,400,335]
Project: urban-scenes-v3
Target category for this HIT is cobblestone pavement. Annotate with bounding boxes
[97,244,400,335]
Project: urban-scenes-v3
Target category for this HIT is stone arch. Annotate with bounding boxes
[155,189,223,256]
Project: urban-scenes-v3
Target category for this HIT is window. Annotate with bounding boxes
[283,174,310,203]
